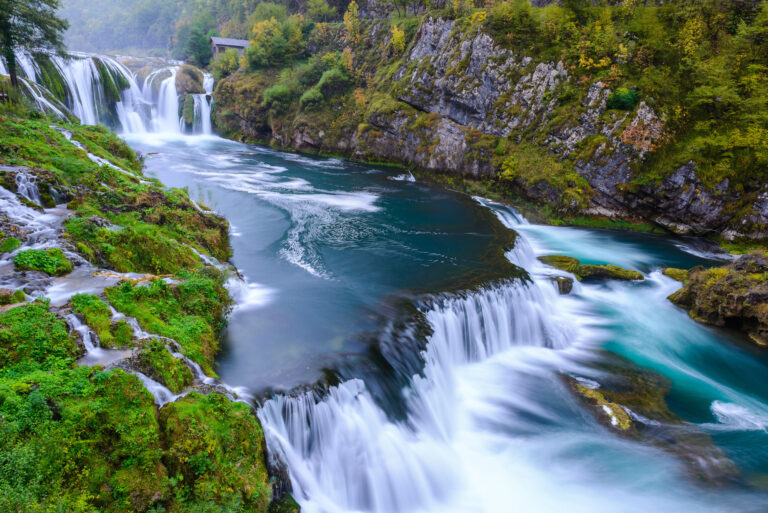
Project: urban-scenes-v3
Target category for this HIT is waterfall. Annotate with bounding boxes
[1,53,214,136]
[259,273,575,513]
[15,170,42,205]
[155,68,182,133]
[192,94,212,135]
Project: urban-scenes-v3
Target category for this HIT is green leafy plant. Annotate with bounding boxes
[13,248,73,276]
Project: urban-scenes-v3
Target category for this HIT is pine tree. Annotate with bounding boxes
[0,0,68,88]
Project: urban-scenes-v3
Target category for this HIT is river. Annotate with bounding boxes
[8,52,768,512]
[123,131,768,513]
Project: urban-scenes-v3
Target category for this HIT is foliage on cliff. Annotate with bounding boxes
[669,251,768,347]
[213,0,768,242]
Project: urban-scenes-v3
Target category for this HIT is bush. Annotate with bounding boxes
[13,248,73,276]
[296,56,329,88]
[245,18,290,69]
[299,86,324,111]
[211,49,241,81]
[606,87,640,110]
[317,67,351,96]
[262,84,295,113]
[0,236,20,253]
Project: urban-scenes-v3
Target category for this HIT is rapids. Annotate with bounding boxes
[122,130,768,512]
[4,48,768,510]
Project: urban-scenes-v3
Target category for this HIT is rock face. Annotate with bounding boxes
[669,251,768,347]
[213,16,768,241]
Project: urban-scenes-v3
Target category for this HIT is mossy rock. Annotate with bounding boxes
[133,339,193,394]
[552,276,573,294]
[176,64,205,95]
[538,255,643,281]
[13,248,73,276]
[668,251,768,348]
[564,353,739,484]
[577,264,643,281]
[663,267,689,283]
[538,254,580,273]
[0,288,25,305]
[0,236,21,253]
[158,392,272,512]
[270,493,301,513]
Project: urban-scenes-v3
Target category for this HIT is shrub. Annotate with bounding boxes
[13,248,73,276]
[299,86,324,111]
[0,236,20,253]
[211,49,241,81]
[262,84,295,113]
[317,67,351,97]
[246,18,291,69]
[296,57,329,87]
[606,87,640,110]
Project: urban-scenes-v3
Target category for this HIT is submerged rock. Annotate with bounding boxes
[538,255,643,281]
[564,354,740,485]
[669,251,768,347]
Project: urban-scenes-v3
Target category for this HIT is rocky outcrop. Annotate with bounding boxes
[538,255,644,281]
[214,16,768,241]
[669,251,768,347]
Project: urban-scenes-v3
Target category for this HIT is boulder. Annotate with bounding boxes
[538,255,643,281]
[669,251,768,347]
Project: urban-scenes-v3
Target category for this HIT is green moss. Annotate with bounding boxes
[663,267,689,282]
[0,301,79,375]
[134,339,193,394]
[270,494,301,513]
[0,367,168,512]
[70,293,135,349]
[159,392,271,513]
[574,383,632,430]
[0,289,25,305]
[0,236,20,253]
[538,255,643,281]
[13,248,73,276]
[104,270,232,374]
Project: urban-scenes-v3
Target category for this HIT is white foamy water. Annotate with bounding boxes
[257,198,759,513]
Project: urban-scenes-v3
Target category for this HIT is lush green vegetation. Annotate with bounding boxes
[0,108,272,511]
[0,235,21,253]
[159,392,272,512]
[13,248,73,276]
[105,270,232,374]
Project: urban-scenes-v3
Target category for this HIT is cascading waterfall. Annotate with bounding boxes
[257,197,747,513]
[259,277,576,513]
[1,52,214,135]
[15,170,42,205]
[192,94,212,135]
[155,68,182,133]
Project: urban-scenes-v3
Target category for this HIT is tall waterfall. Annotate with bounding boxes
[0,51,213,136]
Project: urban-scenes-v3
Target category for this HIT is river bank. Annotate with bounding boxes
[0,114,273,512]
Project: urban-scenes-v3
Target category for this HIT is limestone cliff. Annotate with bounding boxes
[213,15,768,243]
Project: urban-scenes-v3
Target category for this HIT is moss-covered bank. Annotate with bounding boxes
[0,114,273,512]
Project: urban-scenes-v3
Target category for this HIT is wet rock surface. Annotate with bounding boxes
[669,251,768,348]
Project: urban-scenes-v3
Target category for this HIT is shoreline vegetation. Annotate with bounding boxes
[0,113,278,512]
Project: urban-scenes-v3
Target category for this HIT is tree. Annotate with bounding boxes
[307,0,336,22]
[0,0,68,88]
[343,1,360,45]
